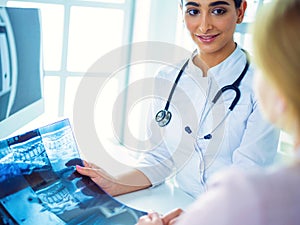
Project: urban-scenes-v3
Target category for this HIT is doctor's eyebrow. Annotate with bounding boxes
[184,1,231,7]
[185,1,200,7]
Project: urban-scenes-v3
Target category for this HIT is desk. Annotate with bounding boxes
[115,182,195,214]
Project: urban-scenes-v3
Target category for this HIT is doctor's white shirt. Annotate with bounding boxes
[136,46,280,198]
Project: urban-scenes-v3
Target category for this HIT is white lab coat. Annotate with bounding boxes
[137,46,280,198]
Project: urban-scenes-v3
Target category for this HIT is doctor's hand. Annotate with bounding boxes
[75,160,120,196]
[76,160,152,196]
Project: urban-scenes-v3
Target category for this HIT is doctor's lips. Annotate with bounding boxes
[195,34,219,43]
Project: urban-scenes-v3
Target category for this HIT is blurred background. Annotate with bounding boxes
[0,0,292,168]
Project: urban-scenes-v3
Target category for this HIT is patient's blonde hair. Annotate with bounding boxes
[252,0,300,132]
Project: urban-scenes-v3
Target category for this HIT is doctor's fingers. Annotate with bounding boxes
[76,165,113,180]
[82,159,100,169]
[75,165,118,191]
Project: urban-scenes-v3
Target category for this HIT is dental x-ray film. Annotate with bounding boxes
[0,119,146,225]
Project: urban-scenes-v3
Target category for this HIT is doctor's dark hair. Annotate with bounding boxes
[179,0,243,8]
[252,0,300,131]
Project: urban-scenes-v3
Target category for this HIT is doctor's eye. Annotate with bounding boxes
[211,8,227,15]
[186,8,200,16]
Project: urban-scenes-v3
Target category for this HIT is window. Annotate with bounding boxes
[2,0,135,124]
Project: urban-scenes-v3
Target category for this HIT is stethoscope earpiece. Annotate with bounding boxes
[155,109,172,127]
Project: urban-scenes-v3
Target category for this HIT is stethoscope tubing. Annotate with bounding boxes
[164,59,189,111]
[155,50,249,129]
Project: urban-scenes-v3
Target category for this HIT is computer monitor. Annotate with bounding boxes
[0,7,44,139]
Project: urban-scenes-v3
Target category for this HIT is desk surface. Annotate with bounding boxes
[115,182,195,215]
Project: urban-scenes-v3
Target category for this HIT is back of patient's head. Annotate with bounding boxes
[253,0,300,127]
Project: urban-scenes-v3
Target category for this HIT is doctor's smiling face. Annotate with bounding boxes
[181,0,247,61]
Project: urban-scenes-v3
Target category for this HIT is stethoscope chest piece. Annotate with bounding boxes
[155,109,172,127]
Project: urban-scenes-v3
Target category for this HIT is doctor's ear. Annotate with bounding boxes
[236,0,247,24]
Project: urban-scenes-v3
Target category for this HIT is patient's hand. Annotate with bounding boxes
[162,208,184,225]
[136,212,164,225]
[136,208,184,225]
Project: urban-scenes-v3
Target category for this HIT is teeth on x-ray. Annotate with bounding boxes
[42,126,77,162]
[10,137,49,169]
[36,181,78,214]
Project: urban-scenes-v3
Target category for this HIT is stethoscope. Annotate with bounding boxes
[155,50,249,141]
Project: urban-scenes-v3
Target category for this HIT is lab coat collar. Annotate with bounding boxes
[187,45,247,85]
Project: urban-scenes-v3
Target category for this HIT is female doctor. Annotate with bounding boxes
[76,0,279,198]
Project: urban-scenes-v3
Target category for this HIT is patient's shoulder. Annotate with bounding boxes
[203,165,300,225]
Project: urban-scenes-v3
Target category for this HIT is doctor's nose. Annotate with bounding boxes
[198,14,212,33]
